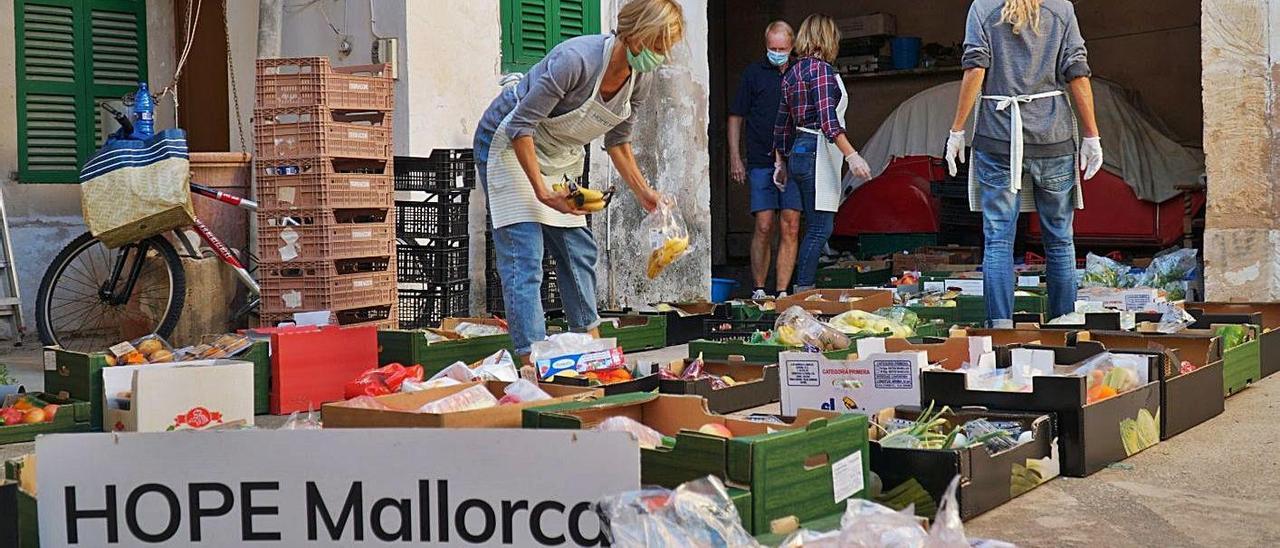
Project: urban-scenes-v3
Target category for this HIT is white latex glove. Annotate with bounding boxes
[944,130,966,176]
[845,151,872,180]
[1080,136,1103,180]
[772,158,788,190]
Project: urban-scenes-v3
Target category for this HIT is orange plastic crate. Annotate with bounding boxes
[257,208,395,262]
[258,172,393,210]
[254,106,392,160]
[259,258,397,315]
[259,303,397,330]
[256,57,393,111]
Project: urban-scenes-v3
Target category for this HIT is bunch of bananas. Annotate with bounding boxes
[553,182,614,213]
[646,236,689,279]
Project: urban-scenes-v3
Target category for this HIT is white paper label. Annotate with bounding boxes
[832,451,864,503]
[1124,292,1154,311]
[856,338,887,358]
[278,244,299,261]
[348,130,370,140]
[946,279,985,296]
[1018,276,1041,287]
[353,279,374,288]
[348,81,370,91]
[279,227,300,245]
[44,350,57,371]
[923,281,944,293]
[352,229,373,239]
[109,341,137,358]
[277,186,296,204]
[281,290,303,309]
[349,179,371,189]
[785,360,821,387]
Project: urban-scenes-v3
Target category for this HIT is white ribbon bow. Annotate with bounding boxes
[984,90,1065,194]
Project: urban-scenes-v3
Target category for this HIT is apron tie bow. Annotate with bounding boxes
[982,90,1065,194]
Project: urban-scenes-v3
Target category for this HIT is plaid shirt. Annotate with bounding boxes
[773,56,846,156]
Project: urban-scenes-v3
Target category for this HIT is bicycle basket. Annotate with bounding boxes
[79,128,196,248]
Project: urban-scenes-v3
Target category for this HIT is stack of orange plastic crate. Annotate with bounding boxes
[254,57,397,328]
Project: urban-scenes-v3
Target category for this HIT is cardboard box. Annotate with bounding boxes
[1097,326,1258,397]
[871,406,1058,520]
[102,360,255,432]
[659,357,780,413]
[42,347,110,429]
[963,327,1074,348]
[272,324,378,414]
[779,346,927,416]
[884,336,993,371]
[321,380,601,428]
[837,13,896,39]
[0,393,92,445]
[775,289,895,317]
[523,393,870,535]
[816,260,893,289]
[378,328,516,376]
[688,339,853,365]
[1189,302,1280,378]
[921,346,1161,477]
[548,370,661,395]
[607,303,727,346]
[1077,287,1164,312]
[554,314,667,352]
[1070,334,1223,440]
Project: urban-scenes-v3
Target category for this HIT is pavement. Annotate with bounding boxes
[3,342,1279,546]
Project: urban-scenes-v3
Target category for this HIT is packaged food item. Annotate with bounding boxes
[774,306,851,351]
[593,416,666,450]
[414,384,499,414]
[104,334,177,366]
[830,309,914,338]
[343,363,425,399]
[1071,352,1148,404]
[597,476,757,546]
[453,321,508,338]
[497,378,551,405]
[531,333,624,379]
[642,195,691,279]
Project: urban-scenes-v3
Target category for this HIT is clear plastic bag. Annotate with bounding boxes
[1156,306,1196,334]
[775,306,851,351]
[400,377,462,392]
[1081,253,1135,288]
[641,195,691,279]
[831,309,914,338]
[530,333,611,363]
[1136,248,1198,289]
[1072,352,1148,403]
[454,321,508,338]
[498,378,551,405]
[593,416,666,449]
[414,384,499,414]
[279,409,322,430]
[597,475,759,548]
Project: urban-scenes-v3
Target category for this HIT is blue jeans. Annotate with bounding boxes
[975,150,1078,324]
[749,167,802,213]
[490,222,599,355]
[788,133,835,289]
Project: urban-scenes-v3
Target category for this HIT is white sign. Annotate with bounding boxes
[38,429,639,546]
[779,351,926,416]
[1017,276,1042,288]
[944,279,984,296]
[831,452,864,504]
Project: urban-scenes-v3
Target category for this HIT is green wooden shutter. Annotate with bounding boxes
[15,0,147,183]
[501,0,600,74]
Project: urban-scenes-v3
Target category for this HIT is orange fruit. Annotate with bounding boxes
[137,338,164,356]
[23,409,45,424]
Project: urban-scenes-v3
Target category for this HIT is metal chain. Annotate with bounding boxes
[224,0,248,152]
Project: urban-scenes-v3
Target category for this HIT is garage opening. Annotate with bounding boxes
[707,1,1204,286]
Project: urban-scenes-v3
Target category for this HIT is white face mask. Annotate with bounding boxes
[767,50,791,66]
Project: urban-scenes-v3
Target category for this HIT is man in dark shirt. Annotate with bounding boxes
[729,21,800,300]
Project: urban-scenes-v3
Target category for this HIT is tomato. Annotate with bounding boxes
[23,409,46,423]
[42,404,59,422]
[0,407,22,426]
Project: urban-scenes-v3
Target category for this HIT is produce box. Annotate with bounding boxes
[687,339,852,365]
[816,260,892,288]
[522,393,870,534]
[0,480,17,547]
[858,233,936,259]
[729,302,777,321]
[1188,302,1280,378]
[883,336,992,371]
[42,347,110,429]
[775,289,894,317]
[1097,325,1258,397]
[242,341,271,415]
[870,406,1058,520]
[963,327,1074,348]
[956,293,1046,324]
[0,393,92,445]
[659,357,779,413]
[548,371,661,396]
[272,324,378,414]
[921,346,1161,477]
[1073,335,1223,440]
[321,380,601,428]
[553,315,667,352]
[377,329,516,377]
[907,304,959,325]
[103,360,255,432]
[779,347,928,416]
[4,456,36,548]
[606,303,727,346]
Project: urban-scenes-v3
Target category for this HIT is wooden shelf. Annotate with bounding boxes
[841,66,965,80]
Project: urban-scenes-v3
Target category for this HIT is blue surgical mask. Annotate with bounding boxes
[626,47,665,73]
[767,50,790,67]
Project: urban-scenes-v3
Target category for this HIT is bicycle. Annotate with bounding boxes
[35,103,261,352]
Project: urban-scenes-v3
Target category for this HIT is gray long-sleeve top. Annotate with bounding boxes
[494,34,652,150]
[963,0,1091,158]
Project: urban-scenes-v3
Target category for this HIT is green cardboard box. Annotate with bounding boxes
[378,323,517,377]
[522,393,870,534]
[816,260,893,288]
[551,315,668,352]
[0,393,92,445]
[5,458,37,548]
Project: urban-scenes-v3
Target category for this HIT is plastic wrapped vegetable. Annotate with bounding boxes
[597,475,759,547]
[641,195,691,279]
[1072,352,1148,403]
[830,309,913,338]
[594,416,666,450]
[414,384,499,414]
[1216,324,1248,351]
[343,363,425,399]
[1156,306,1196,334]
[1081,253,1136,288]
[1136,248,1198,288]
[775,306,851,351]
[875,306,922,330]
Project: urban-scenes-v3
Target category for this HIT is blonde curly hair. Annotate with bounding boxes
[1001,0,1044,35]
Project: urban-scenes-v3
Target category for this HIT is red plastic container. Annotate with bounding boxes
[269,324,379,414]
[1027,169,1206,247]
[835,156,942,237]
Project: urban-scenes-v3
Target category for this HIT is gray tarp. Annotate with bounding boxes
[845,79,1204,204]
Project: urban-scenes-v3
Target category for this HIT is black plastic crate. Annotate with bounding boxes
[398,280,470,330]
[397,235,468,251]
[396,190,469,238]
[701,318,776,341]
[486,271,562,316]
[398,243,469,283]
[484,230,557,271]
[394,150,475,191]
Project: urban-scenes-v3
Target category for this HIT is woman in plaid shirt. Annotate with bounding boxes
[772,14,872,292]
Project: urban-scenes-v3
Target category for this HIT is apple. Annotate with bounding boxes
[698,422,734,438]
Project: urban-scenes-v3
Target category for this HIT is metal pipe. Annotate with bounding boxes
[257,0,283,58]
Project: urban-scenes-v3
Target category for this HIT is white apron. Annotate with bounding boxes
[795,74,849,213]
[486,37,635,229]
[967,90,1084,213]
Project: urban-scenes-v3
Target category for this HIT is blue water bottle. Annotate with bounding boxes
[132,82,154,139]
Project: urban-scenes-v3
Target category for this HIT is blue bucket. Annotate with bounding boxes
[891,37,922,70]
[711,278,739,302]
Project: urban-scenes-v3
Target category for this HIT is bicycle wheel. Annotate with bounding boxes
[36,232,186,351]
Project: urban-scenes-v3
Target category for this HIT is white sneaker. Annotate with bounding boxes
[751,289,768,300]
[776,291,788,299]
